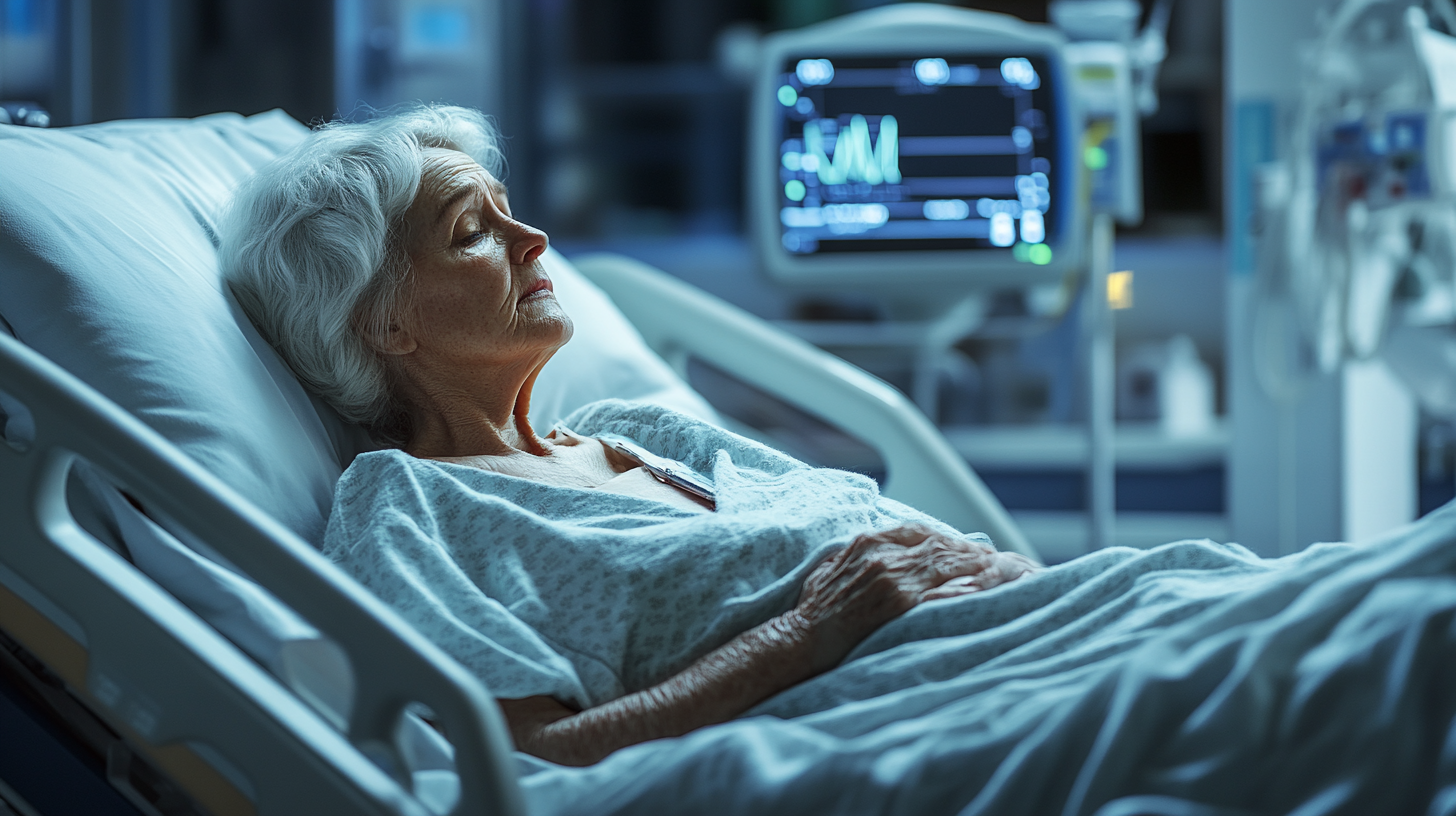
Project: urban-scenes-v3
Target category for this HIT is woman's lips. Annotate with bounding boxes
[519,277,554,302]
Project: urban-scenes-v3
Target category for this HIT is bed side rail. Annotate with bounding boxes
[569,252,1038,562]
[0,331,523,816]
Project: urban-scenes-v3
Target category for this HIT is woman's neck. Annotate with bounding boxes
[399,359,550,459]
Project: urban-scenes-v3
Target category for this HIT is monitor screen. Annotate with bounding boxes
[772,54,1061,266]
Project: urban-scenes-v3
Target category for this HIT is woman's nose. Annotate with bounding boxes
[508,219,549,266]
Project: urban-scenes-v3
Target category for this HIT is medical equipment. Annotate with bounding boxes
[1052,0,1174,225]
[1052,0,1173,117]
[0,110,1032,814]
[751,3,1175,552]
[750,4,1085,295]
[1256,0,1456,412]
[335,0,503,121]
[590,430,719,505]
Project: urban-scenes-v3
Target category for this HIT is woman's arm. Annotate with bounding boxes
[498,524,1038,766]
[498,612,814,766]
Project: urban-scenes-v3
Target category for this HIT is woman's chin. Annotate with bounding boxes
[533,305,573,349]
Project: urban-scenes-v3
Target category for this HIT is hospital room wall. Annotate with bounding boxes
[3,0,521,142]
[0,0,336,126]
[1224,0,1418,554]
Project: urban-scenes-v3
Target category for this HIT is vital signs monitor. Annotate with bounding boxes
[750,4,1084,293]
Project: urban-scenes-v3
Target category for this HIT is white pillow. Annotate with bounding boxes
[0,111,348,544]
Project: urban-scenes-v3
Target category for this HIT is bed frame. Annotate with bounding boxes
[0,255,1032,815]
[0,331,523,816]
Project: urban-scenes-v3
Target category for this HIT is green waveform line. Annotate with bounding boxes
[804,114,901,186]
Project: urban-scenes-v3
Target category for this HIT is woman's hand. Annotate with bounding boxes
[788,524,1038,672]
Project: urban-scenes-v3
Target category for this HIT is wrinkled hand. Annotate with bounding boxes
[787,524,1038,672]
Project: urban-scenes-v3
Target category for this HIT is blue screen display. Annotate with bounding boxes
[774,54,1059,263]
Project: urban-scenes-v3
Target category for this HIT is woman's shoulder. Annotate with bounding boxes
[325,448,427,553]
[326,447,507,554]
[339,446,417,483]
[337,442,425,501]
[332,447,456,511]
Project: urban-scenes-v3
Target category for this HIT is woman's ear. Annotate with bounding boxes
[364,317,418,356]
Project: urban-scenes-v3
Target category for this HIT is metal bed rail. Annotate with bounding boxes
[0,331,524,816]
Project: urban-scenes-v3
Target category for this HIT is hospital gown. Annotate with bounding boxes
[322,398,966,710]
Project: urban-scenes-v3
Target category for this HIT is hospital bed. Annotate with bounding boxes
[0,110,1031,815]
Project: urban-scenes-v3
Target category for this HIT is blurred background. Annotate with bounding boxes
[9,0,1437,562]
[0,0,1222,239]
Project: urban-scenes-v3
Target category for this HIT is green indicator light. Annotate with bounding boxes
[1029,244,1053,265]
[1084,145,1108,171]
[1012,242,1031,262]
[785,179,806,201]
[778,85,798,107]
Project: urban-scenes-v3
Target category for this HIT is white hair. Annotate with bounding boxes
[220,105,503,439]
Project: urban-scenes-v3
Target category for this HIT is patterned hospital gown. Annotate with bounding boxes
[322,399,972,709]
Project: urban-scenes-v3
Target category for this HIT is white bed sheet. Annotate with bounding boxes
[516,501,1456,815]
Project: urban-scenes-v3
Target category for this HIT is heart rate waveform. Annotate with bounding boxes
[803,114,901,185]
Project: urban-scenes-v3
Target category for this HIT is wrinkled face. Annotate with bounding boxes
[389,147,570,378]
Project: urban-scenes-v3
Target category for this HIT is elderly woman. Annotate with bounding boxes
[220,105,1036,767]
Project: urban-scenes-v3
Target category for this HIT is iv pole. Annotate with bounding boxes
[1085,213,1116,551]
